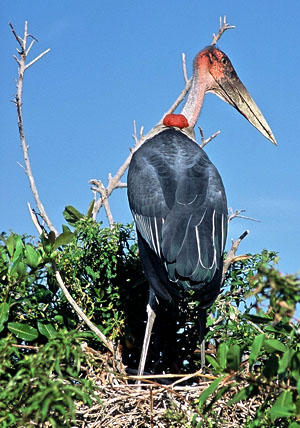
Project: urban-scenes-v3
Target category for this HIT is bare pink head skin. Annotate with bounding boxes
[164,46,276,145]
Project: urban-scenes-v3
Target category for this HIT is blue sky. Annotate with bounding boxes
[1,1,299,275]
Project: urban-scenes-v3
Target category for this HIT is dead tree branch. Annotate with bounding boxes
[181,53,188,84]
[222,230,250,281]
[52,261,124,372]
[89,179,114,227]
[199,127,221,148]
[211,16,235,46]
[10,21,121,366]
[9,21,58,236]
[228,207,260,223]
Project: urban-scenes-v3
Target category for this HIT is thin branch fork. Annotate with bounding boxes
[9,21,57,236]
[228,207,260,223]
[199,127,221,149]
[211,16,235,46]
[222,230,250,281]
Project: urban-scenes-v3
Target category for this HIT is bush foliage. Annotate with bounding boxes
[0,206,299,427]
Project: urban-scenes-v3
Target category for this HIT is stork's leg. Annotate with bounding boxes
[137,289,159,377]
[198,309,207,370]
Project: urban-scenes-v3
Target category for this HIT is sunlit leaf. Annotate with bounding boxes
[86,200,95,218]
[38,322,57,339]
[242,313,273,324]
[8,322,38,341]
[249,333,265,366]
[217,342,228,370]
[0,302,9,325]
[6,233,15,257]
[270,390,296,421]
[63,205,84,225]
[24,244,40,268]
[264,339,287,353]
[52,231,74,250]
[198,376,225,407]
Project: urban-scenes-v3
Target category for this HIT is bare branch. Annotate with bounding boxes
[211,16,235,46]
[90,179,114,227]
[132,120,139,145]
[27,202,43,235]
[52,261,125,373]
[25,48,51,70]
[228,208,260,223]
[9,21,24,50]
[139,125,144,139]
[26,39,35,56]
[199,127,221,148]
[222,230,250,281]
[10,21,57,235]
[159,78,192,124]
[181,53,188,84]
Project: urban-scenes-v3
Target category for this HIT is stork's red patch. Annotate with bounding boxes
[163,114,189,128]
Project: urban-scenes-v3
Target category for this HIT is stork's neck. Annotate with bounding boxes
[181,70,206,128]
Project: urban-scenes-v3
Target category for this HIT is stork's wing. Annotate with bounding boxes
[127,129,227,286]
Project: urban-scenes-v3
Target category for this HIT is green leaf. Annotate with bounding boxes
[48,230,56,246]
[8,322,39,341]
[289,422,300,428]
[63,205,84,225]
[198,376,225,407]
[52,231,74,250]
[16,261,26,278]
[0,302,9,325]
[205,354,220,370]
[62,224,71,233]
[227,344,241,371]
[270,390,296,421]
[227,384,255,405]
[24,244,40,268]
[264,339,287,353]
[217,342,228,370]
[12,236,24,263]
[242,314,273,324]
[37,322,57,339]
[278,349,296,375]
[6,234,15,257]
[86,200,95,218]
[41,396,52,420]
[249,333,265,366]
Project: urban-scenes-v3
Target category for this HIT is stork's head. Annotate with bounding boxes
[193,46,277,145]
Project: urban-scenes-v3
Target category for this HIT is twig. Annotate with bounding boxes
[228,208,260,223]
[9,21,57,236]
[222,230,250,280]
[89,179,114,228]
[211,16,235,46]
[25,48,51,71]
[181,53,188,84]
[27,202,43,235]
[52,261,125,373]
[199,127,221,148]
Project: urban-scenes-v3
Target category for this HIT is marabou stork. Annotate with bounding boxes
[127,46,276,376]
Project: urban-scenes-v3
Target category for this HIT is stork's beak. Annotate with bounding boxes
[209,74,277,146]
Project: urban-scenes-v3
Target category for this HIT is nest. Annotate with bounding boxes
[72,345,271,428]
